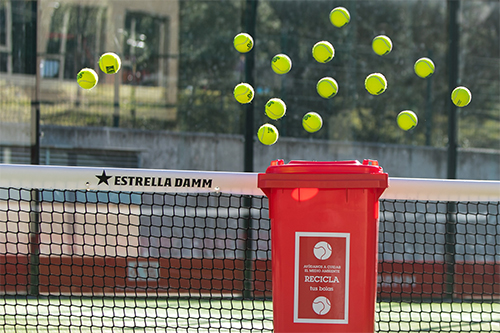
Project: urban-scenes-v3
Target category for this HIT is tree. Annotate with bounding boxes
[177,0,244,134]
[177,0,499,150]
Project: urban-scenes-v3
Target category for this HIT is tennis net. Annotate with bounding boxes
[0,164,499,332]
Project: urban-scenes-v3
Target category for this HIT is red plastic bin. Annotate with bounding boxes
[258,159,389,333]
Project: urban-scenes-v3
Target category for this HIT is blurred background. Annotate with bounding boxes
[0,0,498,177]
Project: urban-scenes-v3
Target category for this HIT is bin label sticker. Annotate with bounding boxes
[293,232,350,324]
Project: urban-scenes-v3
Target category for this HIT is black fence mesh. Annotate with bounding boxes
[0,188,499,332]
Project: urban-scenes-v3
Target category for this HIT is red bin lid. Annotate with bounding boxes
[265,159,385,175]
[258,159,389,191]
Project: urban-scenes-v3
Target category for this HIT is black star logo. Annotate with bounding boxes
[96,170,112,185]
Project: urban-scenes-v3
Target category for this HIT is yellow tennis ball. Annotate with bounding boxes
[312,41,335,63]
[233,83,254,104]
[329,7,350,28]
[98,52,121,74]
[372,35,393,56]
[77,68,98,90]
[316,77,338,99]
[365,73,387,95]
[271,54,292,74]
[397,110,418,131]
[302,112,323,133]
[233,33,254,53]
[414,57,435,78]
[265,98,286,120]
[451,86,472,107]
[257,123,279,145]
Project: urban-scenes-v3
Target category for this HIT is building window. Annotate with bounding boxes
[0,1,7,45]
[122,12,168,87]
[45,4,106,79]
[0,0,11,73]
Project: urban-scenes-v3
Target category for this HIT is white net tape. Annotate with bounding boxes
[1,164,499,201]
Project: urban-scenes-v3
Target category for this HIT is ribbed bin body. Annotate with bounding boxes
[258,160,388,333]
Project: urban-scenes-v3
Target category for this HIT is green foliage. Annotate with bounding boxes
[457,0,500,149]
[177,0,244,133]
[177,0,499,150]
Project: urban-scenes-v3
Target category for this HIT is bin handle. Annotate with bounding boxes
[270,159,285,166]
[363,159,379,166]
[271,160,380,167]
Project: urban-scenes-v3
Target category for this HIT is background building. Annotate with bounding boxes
[0,0,179,127]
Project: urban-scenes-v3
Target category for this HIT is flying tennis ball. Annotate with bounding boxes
[397,110,418,131]
[312,41,335,63]
[365,73,387,95]
[329,7,350,28]
[265,98,286,120]
[233,33,254,53]
[372,35,393,56]
[98,52,121,74]
[77,68,98,90]
[414,57,435,78]
[302,112,323,133]
[257,123,279,145]
[233,83,254,104]
[316,77,338,99]
[271,54,292,74]
[451,86,472,107]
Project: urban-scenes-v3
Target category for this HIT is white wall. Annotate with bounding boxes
[2,123,499,180]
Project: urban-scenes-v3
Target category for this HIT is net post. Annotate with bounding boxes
[243,0,258,174]
[29,189,40,296]
[27,0,41,297]
[113,77,120,127]
[446,0,460,181]
[242,196,254,299]
[242,0,258,299]
[445,201,457,302]
[444,0,460,304]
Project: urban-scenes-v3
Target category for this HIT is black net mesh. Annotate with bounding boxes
[377,200,499,332]
[0,188,499,332]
